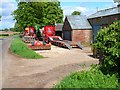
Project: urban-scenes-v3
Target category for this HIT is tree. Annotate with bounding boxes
[72,11,81,15]
[113,0,120,3]
[10,28,15,31]
[4,28,9,31]
[12,1,63,32]
[0,15,1,21]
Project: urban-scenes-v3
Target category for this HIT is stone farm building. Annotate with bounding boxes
[88,5,120,42]
[62,15,92,44]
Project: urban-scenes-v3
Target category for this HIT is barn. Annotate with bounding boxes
[55,23,63,38]
[88,5,120,42]
[62,15,92,44]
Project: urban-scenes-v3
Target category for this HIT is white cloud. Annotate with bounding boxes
[2,15,13,20]
[0,8,2,15]
[1,0,16,2]
[62,6,88,16]
[0,20,15,29]
[1,2,17,16]
[0,2,17,29]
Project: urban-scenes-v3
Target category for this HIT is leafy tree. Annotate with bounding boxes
[94,21,120,74]
[0,15,1,21]
[72,11,81,15]
[12,1,63,32]
[4,28,9,31]
[10,28,15,31]
[14,22,24,32]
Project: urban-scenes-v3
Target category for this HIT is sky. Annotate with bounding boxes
[0,0,118,30]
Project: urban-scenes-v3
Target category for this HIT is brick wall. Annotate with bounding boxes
[72,30,92,43]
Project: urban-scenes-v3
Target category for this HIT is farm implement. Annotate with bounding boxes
[48,36,83,50]
[22,25,83,50]
[22,26,51,50]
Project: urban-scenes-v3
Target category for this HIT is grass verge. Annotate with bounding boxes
[10,37,44,59]
[53,69,119,88]
[0,36,8,38]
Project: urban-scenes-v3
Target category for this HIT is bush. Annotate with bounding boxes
[53,69,118,88]
[0,34,9,36]
[94,21,120,74]
[10,37,43,59]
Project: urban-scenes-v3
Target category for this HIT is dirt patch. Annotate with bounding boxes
[0,31,19,35]
[35,45,71,58]
[3,63,93,88]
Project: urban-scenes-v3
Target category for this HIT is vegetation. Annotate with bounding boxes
[0,34,9,36]
[12,0,63,32]
[10,37,43,59]
[4,28,9,31]
[54,70,118,88]
[0,15,1,21]
[0,36,8,38]
[53,69,118,88]
[54,70,119,89]
[94,21,120,75]
[72,11,81,15]
[10,28,15,31]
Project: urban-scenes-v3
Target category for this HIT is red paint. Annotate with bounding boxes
[24,27,35,36]
[42,26,56,42]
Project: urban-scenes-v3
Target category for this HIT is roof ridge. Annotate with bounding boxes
[97,6,117,12]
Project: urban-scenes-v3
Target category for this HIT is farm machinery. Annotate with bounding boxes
[22,26,51,50]
[22,25,83,50]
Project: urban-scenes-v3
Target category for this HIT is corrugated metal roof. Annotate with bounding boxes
[88,6,120,19]
[66,15,92,30]
[55,23,63,31]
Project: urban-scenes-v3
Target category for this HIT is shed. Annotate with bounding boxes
[88,6,120,42]
[55,23,63,37]
[62,15,92,43]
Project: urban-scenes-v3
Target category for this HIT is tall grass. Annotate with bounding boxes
[10,37,43,59]
[53,69,118,88]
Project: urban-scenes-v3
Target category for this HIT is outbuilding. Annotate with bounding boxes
[62,15,92,44]
[88,5,120,42]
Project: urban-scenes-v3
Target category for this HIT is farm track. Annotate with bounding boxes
[1,36,98,88]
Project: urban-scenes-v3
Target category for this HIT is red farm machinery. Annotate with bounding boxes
[22,25,83,50]
[22,26,51,50]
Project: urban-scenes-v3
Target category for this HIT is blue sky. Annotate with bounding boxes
[0,0,118,29]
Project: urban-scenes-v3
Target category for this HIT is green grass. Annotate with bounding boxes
[10,37,44,59]
[0,36,8,38]
[53,69,119,88]
[0,34,9,38]
[0,34,9,36]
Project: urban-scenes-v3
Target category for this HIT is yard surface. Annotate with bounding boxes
[2,36,98,88]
